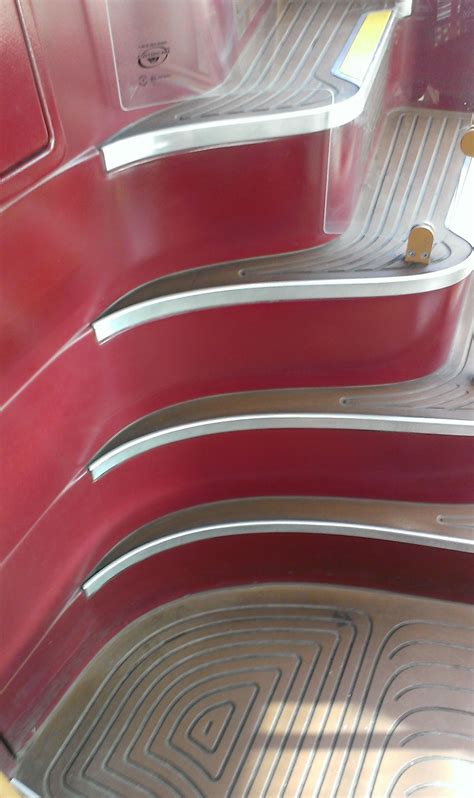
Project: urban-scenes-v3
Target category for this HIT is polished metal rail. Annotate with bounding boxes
[82,496,474,595]
[94,112,473,341]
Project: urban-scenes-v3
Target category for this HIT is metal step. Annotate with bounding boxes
[15,583,474,797]
[94,109,473,340]
[101,0,405,171]
[88,331,473,480]
[82,496,474,597]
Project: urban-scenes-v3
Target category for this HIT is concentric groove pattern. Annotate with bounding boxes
[16,585,474,797]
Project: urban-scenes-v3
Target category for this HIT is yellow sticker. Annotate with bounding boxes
[338,10,392,83]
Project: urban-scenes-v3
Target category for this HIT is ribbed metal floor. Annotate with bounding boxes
[102,0,399,169]
[16,584,474,797]
[95,108,472,342]
[175,0,365,119]
[244,110,471,277]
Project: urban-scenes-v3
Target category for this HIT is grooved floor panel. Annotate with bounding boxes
[97,108,473,345]
[16,584,474,797]
[115,1,387,126]
[102,0,397,169]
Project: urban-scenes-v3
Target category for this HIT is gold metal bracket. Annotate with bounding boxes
[404,223,434,265]
[460,125,474,158]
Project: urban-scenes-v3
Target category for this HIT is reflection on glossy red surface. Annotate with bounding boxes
[2,0,473,759]
[1,133,333,404]
[4,2,473,401]
[2,427,473,700]
[0,1,49,175]
[1,282,467,558]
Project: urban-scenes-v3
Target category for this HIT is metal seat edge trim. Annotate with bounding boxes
[88,411,474,480]
[92,260,473,342]
[82,517,473,597]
